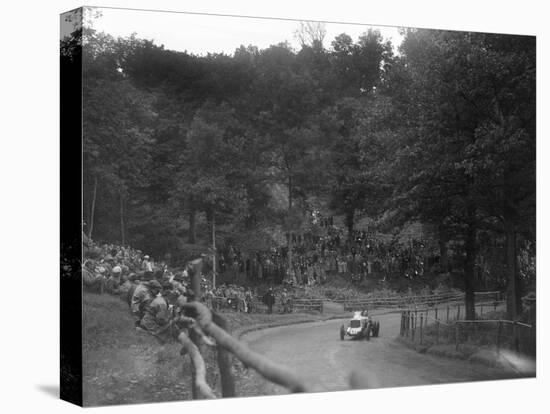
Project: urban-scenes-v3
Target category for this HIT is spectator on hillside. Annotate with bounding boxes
[118,273,135,300]
[281,289,292,313]
[263,287,275,314]
[140,285,170,335]
[104,265,122,294]
[82,259,105,293]
[245,288,254,313]
[141,255,153,275]
[131,280,161,327]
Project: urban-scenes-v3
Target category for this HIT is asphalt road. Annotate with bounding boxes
[242,312,524,395]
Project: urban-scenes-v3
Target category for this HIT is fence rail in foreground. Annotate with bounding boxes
[179,259,312,399]
[180,302,312,398]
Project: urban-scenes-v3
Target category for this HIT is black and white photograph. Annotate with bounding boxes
[58,4,539,407]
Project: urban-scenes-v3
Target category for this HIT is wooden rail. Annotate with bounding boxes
[293,299,324,313]
[178,259,312,399]
[183,301,311,393]
[340,291,501,312]
[399,302,535,356]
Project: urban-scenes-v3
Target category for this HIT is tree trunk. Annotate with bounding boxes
[88,176,97,239]
[464,223,476,320]
[212,213,216,290]
[438,226,448,272]
[119,190,125,246]
[345,208,354,244]
[206,209,213,243]
[188,209,196,244]
[505,224,521,319]
[287,175,293,274]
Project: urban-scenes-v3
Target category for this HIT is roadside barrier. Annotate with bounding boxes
[208,295,322,314]
[399,302,535,356]
[292,298,324,313]
[341,291,501,312]
[206,291,502,318]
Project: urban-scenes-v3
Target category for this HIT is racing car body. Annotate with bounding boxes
[340,311,380,341]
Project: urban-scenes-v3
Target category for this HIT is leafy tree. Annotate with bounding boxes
[322,31,395,239]
[78,21,535,307]
[82,30,156,243]
[388,29,535,319]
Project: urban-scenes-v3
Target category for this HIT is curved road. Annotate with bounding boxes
[242,312,525,396]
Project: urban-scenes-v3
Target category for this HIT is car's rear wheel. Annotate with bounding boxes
[374,322,380,337]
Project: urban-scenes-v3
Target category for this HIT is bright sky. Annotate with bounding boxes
[85,6,404,55]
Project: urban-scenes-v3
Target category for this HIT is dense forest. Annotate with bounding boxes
[62,15,536,320]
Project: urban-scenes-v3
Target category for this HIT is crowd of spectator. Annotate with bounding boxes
[81,234,294,339]
[79,210,439,337]
[214,221,437,286]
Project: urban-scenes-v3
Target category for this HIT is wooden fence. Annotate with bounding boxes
[178,259,312,399]
[399,302,535,357]
[205,291,502,317]
[207,295,324,314]
[340,291,501,312]
[292,298,324,313]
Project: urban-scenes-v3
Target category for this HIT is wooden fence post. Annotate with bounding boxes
[513,321,520,353]
[420,313,424,345]
[480,304,483,317]
[436,320,440,345]
[212,312,236,397]
[435,307,438,320]
[496,321,502,356]
[411,313,415,341]
[455,323,460,351]
[446,306,450,323]
[188,258,204,400]
[457,305,461,321]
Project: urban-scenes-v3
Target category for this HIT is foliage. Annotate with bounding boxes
[72,23,535,316]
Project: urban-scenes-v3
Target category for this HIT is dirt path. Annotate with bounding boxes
[240,312,525,396]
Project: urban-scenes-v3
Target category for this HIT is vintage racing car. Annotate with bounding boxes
[340,311,380,341]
